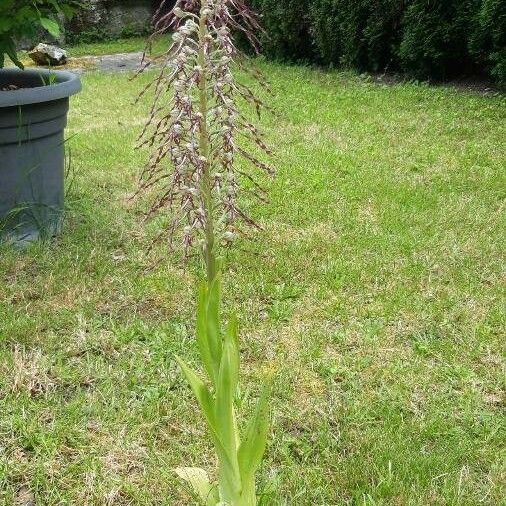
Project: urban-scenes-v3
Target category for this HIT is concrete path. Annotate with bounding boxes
[65,51,150,74]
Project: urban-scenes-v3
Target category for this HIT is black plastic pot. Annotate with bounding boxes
[0,68,81,245]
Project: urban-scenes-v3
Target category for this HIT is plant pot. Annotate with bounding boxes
[0,68,81,245]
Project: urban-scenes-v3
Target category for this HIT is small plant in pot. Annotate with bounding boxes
[0,1,81,245]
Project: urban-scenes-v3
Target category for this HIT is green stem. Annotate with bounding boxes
[198,0,217,285]
[197,4,257,505]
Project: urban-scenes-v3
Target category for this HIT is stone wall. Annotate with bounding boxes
[18,0,174,49]
[65,0,169,43]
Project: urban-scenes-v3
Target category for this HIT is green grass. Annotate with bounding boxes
[64,35,171,58]
[1,47,505,505]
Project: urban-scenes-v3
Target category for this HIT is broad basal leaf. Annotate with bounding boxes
[174,467,219,506]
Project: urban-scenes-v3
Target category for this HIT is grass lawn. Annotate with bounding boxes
[63,35,172,58]
[0,45,505,505]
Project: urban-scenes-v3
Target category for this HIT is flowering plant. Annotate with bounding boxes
[139,1,274,504]
[138,0,272,278]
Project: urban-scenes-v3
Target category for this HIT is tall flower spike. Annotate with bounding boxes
[138,4,275,504]
[137,0,273,269]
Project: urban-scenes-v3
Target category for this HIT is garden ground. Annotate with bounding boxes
[0,40,505,505]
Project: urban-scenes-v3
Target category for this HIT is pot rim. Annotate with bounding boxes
[0,68,81,108]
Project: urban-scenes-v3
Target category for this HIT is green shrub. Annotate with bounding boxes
[469,0,506,87]
[309,0,346,66]
[310,0,404,71]
[362,0,405,72]
[253,0,503,86]
[248,0,315,62]
[398,0,479,80]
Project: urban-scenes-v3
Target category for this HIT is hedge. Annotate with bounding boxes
[398,0,480,80]
[248,0,316,62]
[251,0,506,87]
[468,0,506,86]
[310,0,404,72]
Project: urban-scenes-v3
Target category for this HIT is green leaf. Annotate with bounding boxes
[47,0,62,14]
[175,356,216,431]
[225,314,240,397]
[40,17,60,38]
[215,339,237,460]
[176,355,240,499]
[196,282,216,385]
[206,273,222,376]
[0,0,15,12]
[237,376,273,485]
[17,6,35,20]
[60,4,76,19]
[0,18,12,34]
[174,467,219,506]
[1,36,23,69]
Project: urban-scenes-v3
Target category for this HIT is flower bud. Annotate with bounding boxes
[223,231,235,242]
[173,7,184,18]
